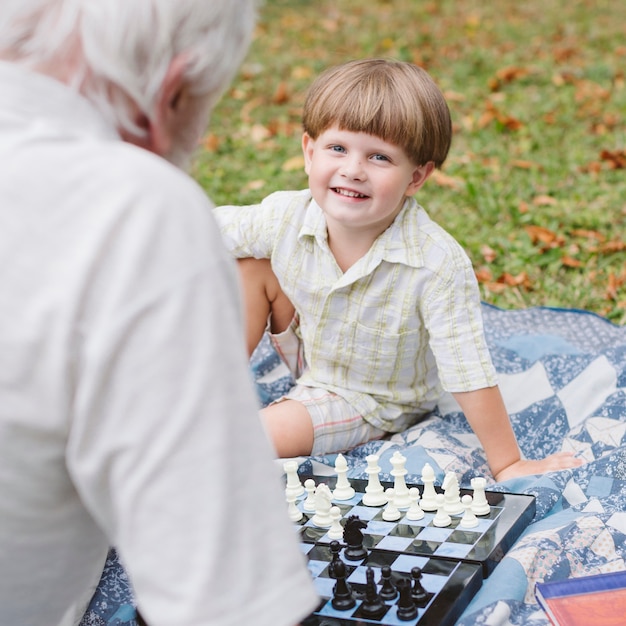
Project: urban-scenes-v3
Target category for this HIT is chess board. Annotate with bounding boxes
[296,476,535,578]
[293,474,535,625]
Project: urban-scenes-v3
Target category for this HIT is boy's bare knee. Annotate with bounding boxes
[261,400,314,457]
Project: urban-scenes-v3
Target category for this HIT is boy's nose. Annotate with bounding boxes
[340,157,366,180]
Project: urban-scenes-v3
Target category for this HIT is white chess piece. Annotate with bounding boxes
[382,487,401,521]
[442,471,463,515]
[328,506,344,539]
[302,478,317,512]
[406,486,424,520]
[432,493,451,527]
[470,477,491,516]
[333,453,355,500]
[390,451,411,509]
[420,463,438,511]
[362,454,386,506]
[283,459,304,500]
[311,483,333,528]
[459,494,479,529]
[286,490,303,522]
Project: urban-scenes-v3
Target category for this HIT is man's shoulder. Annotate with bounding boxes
[94,142,207,205]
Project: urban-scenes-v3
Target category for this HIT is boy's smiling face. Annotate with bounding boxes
[302,126,433,239]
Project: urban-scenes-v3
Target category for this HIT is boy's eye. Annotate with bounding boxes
[329,145,346,153]
[372,154,390,162]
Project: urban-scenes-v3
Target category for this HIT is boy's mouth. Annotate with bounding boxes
[332,187,369,199]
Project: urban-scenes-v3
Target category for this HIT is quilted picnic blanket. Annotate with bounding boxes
[81,304,626,626]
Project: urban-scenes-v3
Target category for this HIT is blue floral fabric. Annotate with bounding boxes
[80,304,626,625]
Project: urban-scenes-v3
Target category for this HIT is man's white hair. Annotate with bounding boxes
[0,0,257,135]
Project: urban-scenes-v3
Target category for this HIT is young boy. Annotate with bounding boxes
[214,59,581,482]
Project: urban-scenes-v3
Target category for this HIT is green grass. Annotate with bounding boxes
[192,0,626,322]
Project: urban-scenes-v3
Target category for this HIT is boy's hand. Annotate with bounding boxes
[494,451,584,483]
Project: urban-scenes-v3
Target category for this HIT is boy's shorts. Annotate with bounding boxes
[268,317,386,456]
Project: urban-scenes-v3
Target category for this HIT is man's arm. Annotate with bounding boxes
[452,386,583,481]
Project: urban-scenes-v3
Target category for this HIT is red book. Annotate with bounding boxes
[535,570,626,626]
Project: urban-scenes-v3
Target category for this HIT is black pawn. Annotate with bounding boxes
[411,566,429,607]
[328,540,343,579]
[395,577,418,621]
[378,565,398,601]
[331,560,356,611]
[359,567,387,620]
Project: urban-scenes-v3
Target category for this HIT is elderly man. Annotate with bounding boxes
[0,2,316,625]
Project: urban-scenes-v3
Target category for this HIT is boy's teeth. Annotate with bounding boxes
[336,188,365,198]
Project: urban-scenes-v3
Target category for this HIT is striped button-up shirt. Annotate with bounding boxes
[215,190,497,432]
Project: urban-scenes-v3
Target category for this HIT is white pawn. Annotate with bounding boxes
[459,494,479,529]
[286,490,303,522]
[302,478,317,512]
[442,471,463,515]
[362,454,386,507]
[382,488,401,521]
[406,486,424,520]
[333,453,355,500]
[283,459,304,500]
[390,450,411,509]
[328,506,344,539]
[470,477,491,516]
[420,463,438,511]
[311,483,333,528]
[432,493,451,527]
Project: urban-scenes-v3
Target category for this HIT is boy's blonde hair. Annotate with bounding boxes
[303,59,451,167]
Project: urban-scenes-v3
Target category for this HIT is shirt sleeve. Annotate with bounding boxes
[213,190,296,259]
[67,175,317,626]
[421,237,498,393]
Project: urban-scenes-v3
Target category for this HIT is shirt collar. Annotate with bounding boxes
[0,60,120,142]
[297,193,425,268]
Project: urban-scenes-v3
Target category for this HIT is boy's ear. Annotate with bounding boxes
[301,132,314,175]
[405,161,435,195]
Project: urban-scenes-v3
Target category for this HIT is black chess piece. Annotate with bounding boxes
[395,577,418,621]
[331,560,356,611]
[358,567,387,620]
[410,566,429,607]
[342,515,368,561]
[327,540,343,579]
[378,565,398,601]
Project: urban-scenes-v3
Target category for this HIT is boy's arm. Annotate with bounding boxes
[452,386,583,482]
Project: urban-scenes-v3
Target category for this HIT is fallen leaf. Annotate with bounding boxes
[272,81,290,105]
[500,271,531,288]
[431,170,463,189]
[511,160,538,170]
[475,267,493,283]
[607,272,619,300]
[532,194,558,206]
[524,225,560,245]
[243,179,266,192]
[282,155,305,172]
[201,133,220,152]
[600,149,626,169]
[561,255,582,268]
[480,244,497,263]
[570,229,605,241]
[599,240,626,254]
[249,124,272,142]
[291,66,313,80]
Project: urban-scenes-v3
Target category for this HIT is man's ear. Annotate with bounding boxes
[405,161,435,196]
[138,55,189,157]
[301,132,314,175]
